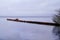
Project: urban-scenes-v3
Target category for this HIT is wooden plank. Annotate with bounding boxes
[7,19,60,26]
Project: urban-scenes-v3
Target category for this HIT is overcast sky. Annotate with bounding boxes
[0,0,60,16]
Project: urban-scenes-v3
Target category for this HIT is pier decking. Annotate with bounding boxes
[7,18,60,26]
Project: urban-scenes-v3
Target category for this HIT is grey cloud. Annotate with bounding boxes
[0,0,60,16]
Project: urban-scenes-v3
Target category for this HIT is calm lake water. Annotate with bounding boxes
[0,17,59,40]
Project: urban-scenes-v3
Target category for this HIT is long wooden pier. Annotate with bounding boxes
[7,19,60,26]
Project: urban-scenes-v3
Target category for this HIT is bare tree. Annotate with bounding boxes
[53,9,60,24]
[53,9,60,40]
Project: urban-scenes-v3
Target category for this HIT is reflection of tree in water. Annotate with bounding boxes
[53,9,60,40]
[53,26,60,40]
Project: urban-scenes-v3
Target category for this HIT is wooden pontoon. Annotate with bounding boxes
[7,18,60,26]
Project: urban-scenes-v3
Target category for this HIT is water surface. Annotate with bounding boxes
[0,17,57,40]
